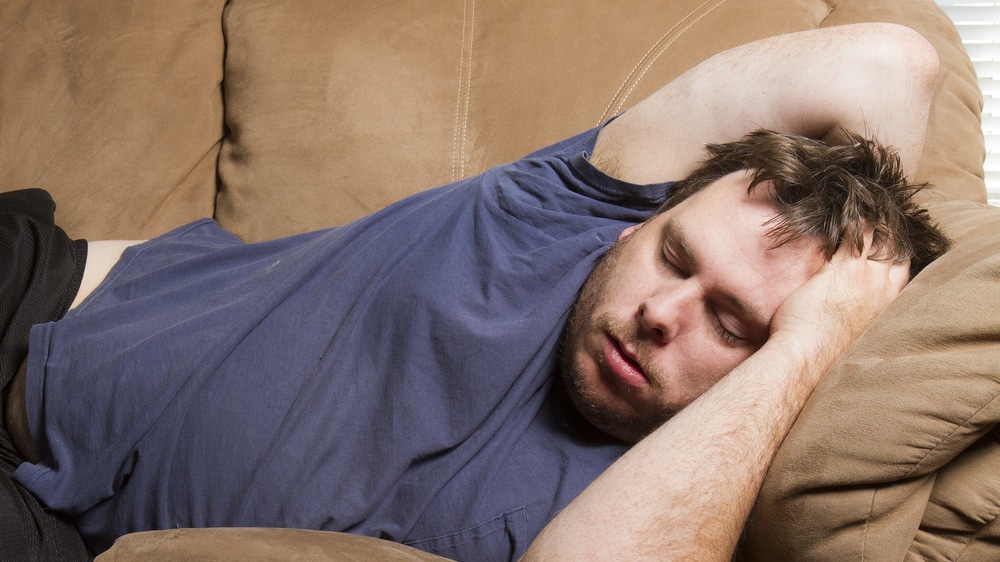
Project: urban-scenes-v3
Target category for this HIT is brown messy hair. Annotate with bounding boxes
[663,130,950,280]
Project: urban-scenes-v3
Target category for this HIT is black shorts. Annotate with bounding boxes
[0,188,90,561]
[1,188,87,392]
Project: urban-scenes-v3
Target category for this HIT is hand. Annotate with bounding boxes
[770,232,910,378]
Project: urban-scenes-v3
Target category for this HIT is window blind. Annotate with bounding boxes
[937,1,1000,205]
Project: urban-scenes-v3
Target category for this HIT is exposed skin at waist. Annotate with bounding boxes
[5,240,144,463]
[71,240,146,309]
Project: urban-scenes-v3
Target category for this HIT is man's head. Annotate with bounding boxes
[559,130,950,443]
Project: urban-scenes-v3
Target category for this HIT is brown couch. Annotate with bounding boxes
[2,0,998,560]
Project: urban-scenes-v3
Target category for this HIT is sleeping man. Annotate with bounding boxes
[1,22,949,561]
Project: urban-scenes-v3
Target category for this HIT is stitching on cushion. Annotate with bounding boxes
[955,478,1000,561]
[908,435,1000,561]
[858,473,942,561]
[817,0,840,27]
[909,391,1000,478]
[452,0,476,182]
[861,389,1000,560]
[598,0,726,123]
[861,481,877,561]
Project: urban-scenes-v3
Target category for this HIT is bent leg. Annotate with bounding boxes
[1,407,90,562]
[0,189,92,559]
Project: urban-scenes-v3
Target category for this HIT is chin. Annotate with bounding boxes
[580,398,669,443]
[559,360,673,444]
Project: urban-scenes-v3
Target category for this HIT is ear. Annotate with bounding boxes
[618,224,641,241]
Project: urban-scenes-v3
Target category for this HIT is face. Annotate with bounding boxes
[559,170,826,442]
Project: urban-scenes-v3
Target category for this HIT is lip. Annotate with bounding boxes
[603,333,649,389]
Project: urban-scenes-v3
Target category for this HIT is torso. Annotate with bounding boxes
[13,126,667,557]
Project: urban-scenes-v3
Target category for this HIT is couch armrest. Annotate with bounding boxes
[95,528,452,562]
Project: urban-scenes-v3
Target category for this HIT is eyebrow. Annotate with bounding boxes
[661,218,772,338]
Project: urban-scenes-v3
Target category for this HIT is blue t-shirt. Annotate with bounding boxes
[16,125,672,560]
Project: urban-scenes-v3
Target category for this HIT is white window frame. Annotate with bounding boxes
[937,0,1000,205]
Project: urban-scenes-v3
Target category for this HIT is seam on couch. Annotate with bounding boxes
[911,432,1000,561]
[860,474,880,561]
[858,475,937,561]
[452,0,477,182]
[909,391,1000,479]
[817,0,839,26]
[599,0,726,123]
[862,391,1000,560]
[955,484,1000,561]
[955,495,1000,561]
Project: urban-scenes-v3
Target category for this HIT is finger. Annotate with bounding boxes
[888,258,910,292]
[831,226,876,262]
[862,252,909,303]
[831,235,861,262]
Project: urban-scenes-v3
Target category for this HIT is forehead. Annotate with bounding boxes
[665,170,797,243]
[673,170,778,225]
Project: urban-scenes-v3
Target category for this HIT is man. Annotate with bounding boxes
[1,22,947,561]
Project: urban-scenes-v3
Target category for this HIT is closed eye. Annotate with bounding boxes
[708,303,748,347]
[659,216,766,347]
[709,306,744,346]
[659,245,688,277]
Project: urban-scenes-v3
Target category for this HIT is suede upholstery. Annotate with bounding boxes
[743,198,1000,561]
[1,0,997,560]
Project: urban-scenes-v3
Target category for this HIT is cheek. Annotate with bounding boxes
[577,237,655,312]
[669,335,755,396]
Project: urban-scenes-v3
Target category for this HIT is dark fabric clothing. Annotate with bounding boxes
[0,430,91,562]
[15,126,674,561]
[0,188,91,561]
[1,188,87,392]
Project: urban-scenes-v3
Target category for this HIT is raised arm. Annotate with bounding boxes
[591,23,939,183]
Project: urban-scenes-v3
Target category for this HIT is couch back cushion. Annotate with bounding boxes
[214,0,986,241]
[0,0,984,241]
[0,0,226,240]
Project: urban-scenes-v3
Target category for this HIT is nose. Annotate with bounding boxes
[637,280,700,344]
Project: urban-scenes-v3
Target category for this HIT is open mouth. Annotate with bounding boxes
[603,334,649,389]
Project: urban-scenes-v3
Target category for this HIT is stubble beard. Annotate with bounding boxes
[557,236,678,443]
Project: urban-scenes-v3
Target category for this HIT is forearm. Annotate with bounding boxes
[523,335,827,561]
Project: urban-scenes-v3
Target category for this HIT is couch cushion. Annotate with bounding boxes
[214,0,831,241]
[216,0,984,242]
[95,528,453,562]
[741,199,1000,560]
[0,0,226,240]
